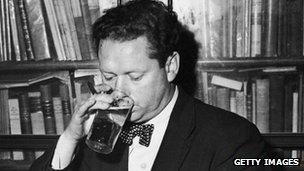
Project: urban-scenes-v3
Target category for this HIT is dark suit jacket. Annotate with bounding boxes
[30,89,272,171]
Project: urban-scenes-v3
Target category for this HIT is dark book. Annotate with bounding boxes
[40,84,56,135]
[17,0,35,60]
[18,91,35,161]
[80,0,97,59]
[18,92,32,134]
[269,75,284,132]
[246,81,253,122]
[0,89,11,160]
[256,78,270,133]
[261,0,279,57]
[277,0,287,57]
[285,0,303,57]
[59,84,72,128]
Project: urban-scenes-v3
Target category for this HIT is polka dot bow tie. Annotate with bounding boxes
[119,123,154,147]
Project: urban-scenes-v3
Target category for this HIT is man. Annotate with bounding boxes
[31,0,271,170]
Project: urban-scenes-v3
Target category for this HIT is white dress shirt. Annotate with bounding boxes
[52,87,178,170]
[128,87,178,170]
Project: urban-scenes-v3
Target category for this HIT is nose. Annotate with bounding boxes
[114,76,129,95]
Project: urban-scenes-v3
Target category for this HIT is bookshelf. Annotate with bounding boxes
[1,57,304,71]
[1,0,304,170]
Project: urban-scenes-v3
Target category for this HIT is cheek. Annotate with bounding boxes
[130,76,167,108]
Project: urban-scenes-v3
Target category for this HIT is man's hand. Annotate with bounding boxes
[63,84,114,143]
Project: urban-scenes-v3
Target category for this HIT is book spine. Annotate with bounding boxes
[18,91,35,161]
[216,87,230,111]
[40,84,56,135]
[246,82,253,122]
[18,92,32,134]
[256,79,270,133]
[261,0,279,57]
[235,90,245,118]
[292,92,298,133]
[71,0,91,60]
[53,97,64,134]
[59,84,72,128]
[24,0,52,60]
[0,89,11,160]
[252,82,257,124]
[269,75,285,132]
[229,90,237,113]
[88,0,100,24]
[6,0,12,61]
[250,0,262,57]
[194,69,205,102]
[9,0,21,61]
[8,98,24,160]
[1,0,8,61]
[42,0,66,60]
[235,0,245,57]
[17,0,35,60]
[286,0,303,57]
[277,0,287,57]
[284,80,294,132]
[62,0,82,60]
[12,0,27,61]
[80,0,97,59]
[244,0,252,57]
[28,92,46,135]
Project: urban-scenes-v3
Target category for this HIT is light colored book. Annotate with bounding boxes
[8,98,24,160]
[24,0,52,60]
[9,0,21,61]
[28,91,46,159]
[62,0,82,60]
[236,91,245,118]
[43,0,67,60]
[53,0,77,60]
[251,0,262,57]
[229,90,237,113]
[53,97,64,134]
[256,79,270,133]
[211,75,243,91]
[292,92,298,158]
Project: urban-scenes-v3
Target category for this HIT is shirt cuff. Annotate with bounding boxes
[51,133,78,170]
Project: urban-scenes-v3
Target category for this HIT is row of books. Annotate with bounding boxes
[174,0,303,59]
[196,73,303,134]
[0,0,118,62]
[0,83,72,160]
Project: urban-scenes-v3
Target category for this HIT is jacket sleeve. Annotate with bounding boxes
[211,119,277,171]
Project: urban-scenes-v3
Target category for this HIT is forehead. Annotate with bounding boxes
[98,36,160,72]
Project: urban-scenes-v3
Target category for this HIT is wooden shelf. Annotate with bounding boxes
[0,60,99,71]
[197,57,304,70]
[1,57,304,72]
[1,133,304,150]
[0,135,59,150]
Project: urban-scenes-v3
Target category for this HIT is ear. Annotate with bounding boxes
[165,51,180,82]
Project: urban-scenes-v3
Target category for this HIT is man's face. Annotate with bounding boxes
[98,36,172,123]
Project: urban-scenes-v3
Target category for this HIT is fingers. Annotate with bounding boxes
[94,83,112,94]
[74,96,96,118]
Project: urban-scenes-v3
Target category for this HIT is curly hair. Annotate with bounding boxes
[92,0,180,67]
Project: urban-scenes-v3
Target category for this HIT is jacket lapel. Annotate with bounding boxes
[151,88,196,170]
